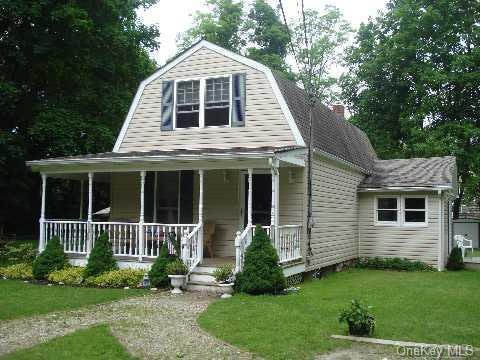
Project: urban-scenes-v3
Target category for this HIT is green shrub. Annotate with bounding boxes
[149,240,177,287]
[0,242,37,265]
[32,237,68,280]
[0,263,33,279]
[48,267,85,285]
[213,264,234,283]
[339,299,376,336]
[84,232,117,278]
[85,269,145,288]
[234,225,286,295]
[446,246,464,271]
[165,259,188,275]
[356,257,434,272]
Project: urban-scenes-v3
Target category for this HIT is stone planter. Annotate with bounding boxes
[168,275,186,294]
[217,283,234,298]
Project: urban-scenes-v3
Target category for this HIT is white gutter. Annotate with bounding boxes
[358,186,452,192]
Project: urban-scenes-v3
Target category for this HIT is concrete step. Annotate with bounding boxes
[189,272,216,283]
[192,265,217,274]
[186,280,224,294]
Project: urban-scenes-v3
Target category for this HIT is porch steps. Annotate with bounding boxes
[186,264,224,294]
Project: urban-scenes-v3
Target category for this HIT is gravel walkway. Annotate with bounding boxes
[0,291,255,359]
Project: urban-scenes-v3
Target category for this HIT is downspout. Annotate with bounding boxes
[438,190,443,271]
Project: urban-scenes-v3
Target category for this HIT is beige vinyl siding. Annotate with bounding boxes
[110,173,140,221]
[306,156,365,270]
[118,46,297,152]
[279,168,305,225]
[358,192,440,267]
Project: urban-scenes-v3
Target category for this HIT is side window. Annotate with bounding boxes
[205,77,230,126]
[404,197,427,225]
[376,197,399,224]
[176,80,200,128]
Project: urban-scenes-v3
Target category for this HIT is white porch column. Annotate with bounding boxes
[270,161,279,244]
[39,173,47,252]
[153,172,158,223]
[86,172,93,255]
[139,171,146,261]
[79,179,84,219]
[247,168,253,226]
[198,169,204,263]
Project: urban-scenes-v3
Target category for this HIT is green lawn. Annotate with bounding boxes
[199,269,480,359]
[0,325,135,360]
[0,280,147,320]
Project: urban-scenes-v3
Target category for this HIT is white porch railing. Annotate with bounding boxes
[44,220,88,254]
[181,223,203,272]
[235,224,302,272]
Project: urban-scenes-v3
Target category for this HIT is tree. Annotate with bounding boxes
[0,0,159,234]
[85,232,118,277]
[290,5,351,104]
[341,0,480,214]
[178,0,244,51]
[32,236,68,280]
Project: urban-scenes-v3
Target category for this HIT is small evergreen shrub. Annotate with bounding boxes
[149,240,177,287]
[0,263,33,279]
[48,267,85,285]
[84,232,117,277]
[446,246,465,271]
[356,257,434,272]
[0,242,37,265]
[165,259,188,275]
[234,225,286,295]
[339,299,376,336]
[32,236,68,279]
[85,269,145,288]
[213,264,234,283]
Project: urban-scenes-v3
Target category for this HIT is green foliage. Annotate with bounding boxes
[165,259,188,275]
[48,267,85,285]
[0,263,33,280]
[213,264,234,283]
[341,0,480,210]
[356,257,435,272]
[148,240,177,287]
[1,0,159,235]
[446,247,465,271]
[234,225,286,295]
[0,242,37,265]
[32,237,68,279]
[339,299,376,336]
[85,232,118,278]
[85,269,145,288]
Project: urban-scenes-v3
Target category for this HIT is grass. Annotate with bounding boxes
[0,324,135,360]
[199,269,480,359]
[465,248,480,258]
[0,280,147,320]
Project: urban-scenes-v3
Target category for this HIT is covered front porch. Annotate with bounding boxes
[28,147,306,274]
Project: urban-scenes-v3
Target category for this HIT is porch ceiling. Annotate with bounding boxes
[26,146,306,175]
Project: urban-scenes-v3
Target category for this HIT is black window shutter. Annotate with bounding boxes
[231,73,246,127]
[161,80,174,131]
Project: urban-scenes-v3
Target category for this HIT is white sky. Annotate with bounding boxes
[138,0,387,66]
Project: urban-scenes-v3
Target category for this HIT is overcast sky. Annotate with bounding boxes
[138,0,387,66]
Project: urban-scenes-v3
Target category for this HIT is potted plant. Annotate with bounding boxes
[166,259,188,294]
[339,299,376,336]
[213,264,234,298]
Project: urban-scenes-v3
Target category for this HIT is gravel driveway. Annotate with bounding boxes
[0,291,255,359]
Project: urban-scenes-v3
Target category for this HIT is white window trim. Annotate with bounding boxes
[374,195,400,226]
[403,195,429,227]
[173,74,232,130]
[374,195,429,227]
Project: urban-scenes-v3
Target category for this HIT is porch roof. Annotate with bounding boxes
[26,146,305,175]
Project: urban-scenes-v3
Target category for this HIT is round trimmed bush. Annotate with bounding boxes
[32,236,68,280]
[446,246,464,271]
[149,239,177,287]
[234,225,286,295]
[84,232,118,278]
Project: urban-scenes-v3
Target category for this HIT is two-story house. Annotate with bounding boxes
[27,40,457,290]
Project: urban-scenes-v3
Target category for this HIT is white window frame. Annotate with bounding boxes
[173,74,232,130]
[402,195,428,227]
[374,195,429,227]
[374,195,400,226]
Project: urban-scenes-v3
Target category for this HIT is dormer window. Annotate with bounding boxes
[205,76,230,126]
[176,80,200,128]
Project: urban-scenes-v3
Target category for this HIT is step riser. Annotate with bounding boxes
[194,265,217,274]
[189,273,216,283]
[186,283,225,294]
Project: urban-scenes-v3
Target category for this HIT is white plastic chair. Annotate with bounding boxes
[454,234,473,258]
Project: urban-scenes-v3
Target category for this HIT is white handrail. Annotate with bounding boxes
[235,225,252,273]
[181,223,203,273]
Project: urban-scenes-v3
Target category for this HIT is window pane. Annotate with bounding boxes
[405,210,426,223]
[205,107,229,126]
[206,77,229,103]
[377,198,397,209]
[176,80,199,105]
[176,112,199,128]
[205,77,230,126]
[405,197,425,209]
[176,80,200,128]
[377,210,397,222]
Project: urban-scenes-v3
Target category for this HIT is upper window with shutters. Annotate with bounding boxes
[161,73,246,131]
